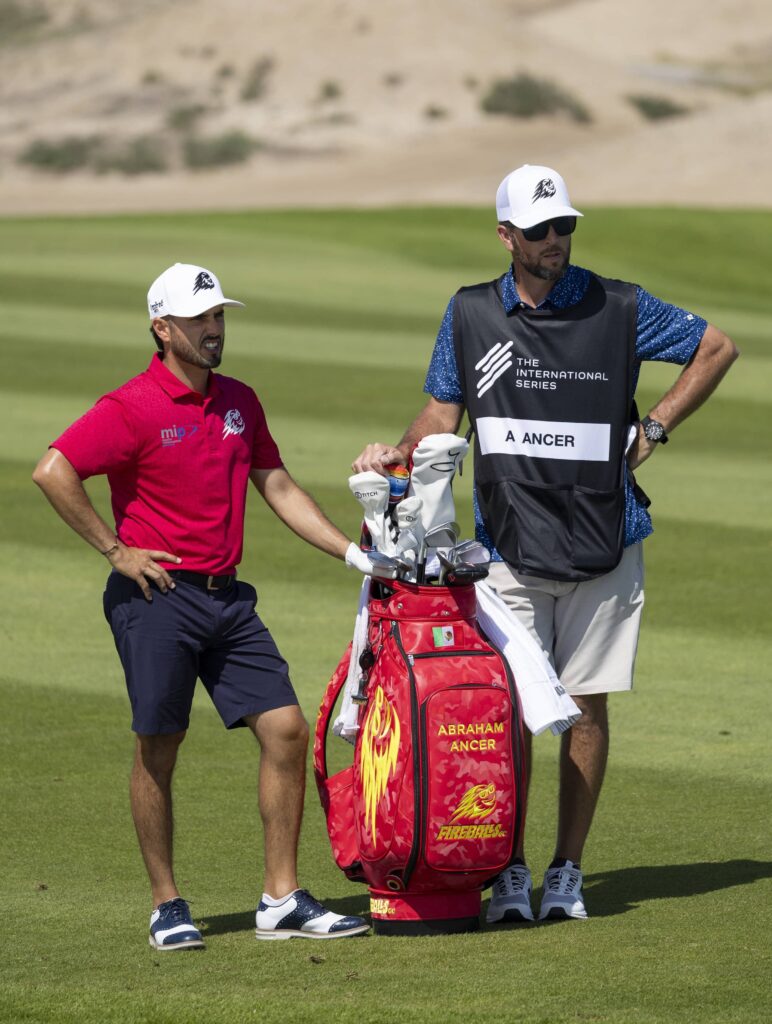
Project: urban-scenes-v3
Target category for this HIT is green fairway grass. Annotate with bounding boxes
[1,208,770,1024]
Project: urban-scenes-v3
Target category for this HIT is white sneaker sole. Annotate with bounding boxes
[255,923,370,941]
[486,905,535,924]
[148,935,205,950]
[539,903,588,921]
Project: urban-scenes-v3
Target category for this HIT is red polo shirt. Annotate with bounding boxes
[52,355,283,575]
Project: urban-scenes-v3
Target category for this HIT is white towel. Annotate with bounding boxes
[474,580,581,736]
[333,577,371,744]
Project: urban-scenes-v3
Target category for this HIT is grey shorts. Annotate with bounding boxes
[486,543,645,696]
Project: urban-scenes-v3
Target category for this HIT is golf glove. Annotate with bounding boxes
[345,543,397,579]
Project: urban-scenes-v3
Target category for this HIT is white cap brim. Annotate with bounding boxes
[508,205,583,230]
[156,296,245,319]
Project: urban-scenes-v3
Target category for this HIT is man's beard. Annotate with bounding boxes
[171,336,222,369]
[515,239,571,282]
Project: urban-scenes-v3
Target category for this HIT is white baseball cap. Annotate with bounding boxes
[147,263,245,319]
[496,164,583,229]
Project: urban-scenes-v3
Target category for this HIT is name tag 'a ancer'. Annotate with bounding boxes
[476,417,611,462]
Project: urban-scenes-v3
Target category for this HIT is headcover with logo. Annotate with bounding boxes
[147,263,245,319]
[406,434,470,535]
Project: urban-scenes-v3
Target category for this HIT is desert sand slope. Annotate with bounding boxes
[0,0,770,213]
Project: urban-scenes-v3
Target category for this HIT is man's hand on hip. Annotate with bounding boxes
[626,425,658,472]
[107,543,181,601]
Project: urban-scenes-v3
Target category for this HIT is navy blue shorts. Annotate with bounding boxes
[103,573,298,735]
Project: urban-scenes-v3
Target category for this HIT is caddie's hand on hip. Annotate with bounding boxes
[352,443,406,475]
[626,425,657,471]
[107,543,181,601]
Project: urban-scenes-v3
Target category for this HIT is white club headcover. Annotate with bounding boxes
[396,494,423,541]
[348,471,390,553]
[407,434,469,534]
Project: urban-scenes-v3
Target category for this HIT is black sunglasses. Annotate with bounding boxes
[518,216,577,242]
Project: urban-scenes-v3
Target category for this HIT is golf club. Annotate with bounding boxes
[450,539,491,566]
[416,521,459,584]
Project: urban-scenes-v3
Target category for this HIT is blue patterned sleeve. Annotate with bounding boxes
[635,286,707,364]
[423,297,465,403]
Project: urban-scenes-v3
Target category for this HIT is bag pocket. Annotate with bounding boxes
[318,766,361,877]
[481,477,572,575]
[421,684,515,875]
[570,484,625,572]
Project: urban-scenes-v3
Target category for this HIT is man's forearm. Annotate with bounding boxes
[32,449,117,554]
[648,324,739,432]
[628,324,739,471]
[395,398,465,458]
[255,468,350,559]
[351,398,465,475]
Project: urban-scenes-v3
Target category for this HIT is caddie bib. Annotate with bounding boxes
[453,272,637,581]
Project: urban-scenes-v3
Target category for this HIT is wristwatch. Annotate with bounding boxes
[641,416,669,445]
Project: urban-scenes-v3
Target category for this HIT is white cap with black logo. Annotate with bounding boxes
[147,263,245,319]
[496,165,583,229]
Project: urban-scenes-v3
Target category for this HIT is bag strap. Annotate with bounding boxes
[312,643,353,784]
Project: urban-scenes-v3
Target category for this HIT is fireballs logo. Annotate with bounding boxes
[448,783,496,823]
[222,409,245,439]
[436,783,507,841]
[193,271,215,294]
[359,687,400,843]
[532,178,556,202]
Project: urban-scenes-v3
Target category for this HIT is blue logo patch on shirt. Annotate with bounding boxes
[160,424,199,447]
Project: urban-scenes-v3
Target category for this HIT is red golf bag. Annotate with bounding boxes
[314,578,527,935]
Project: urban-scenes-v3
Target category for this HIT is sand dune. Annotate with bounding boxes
[1,0,770,214]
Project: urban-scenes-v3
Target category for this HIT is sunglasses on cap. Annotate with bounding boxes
[516,216,577,242]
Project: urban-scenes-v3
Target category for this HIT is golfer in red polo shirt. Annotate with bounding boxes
[33,263,376,950]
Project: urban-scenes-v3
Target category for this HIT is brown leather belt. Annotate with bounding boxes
[169,570,235,591]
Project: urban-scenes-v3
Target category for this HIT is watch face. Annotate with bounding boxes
[643,418,665,441]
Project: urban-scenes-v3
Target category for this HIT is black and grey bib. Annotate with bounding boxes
[453,273,637,581]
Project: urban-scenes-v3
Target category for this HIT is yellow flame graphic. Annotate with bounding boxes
[359,686,400,842]
[448,783,496,824]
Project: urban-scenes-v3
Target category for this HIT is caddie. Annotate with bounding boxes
[353,165,738,923]
[33,262,377,950]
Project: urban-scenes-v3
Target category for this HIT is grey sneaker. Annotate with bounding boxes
[486,864,534,923]
[539,862,588,920]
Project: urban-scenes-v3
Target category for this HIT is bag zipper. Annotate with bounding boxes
[391,620,422,887]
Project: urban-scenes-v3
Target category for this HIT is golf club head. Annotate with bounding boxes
[365,551,400,580]
[446,561,489,585]
[424,520,460,551]
[392,553,415,579]
[452,539,492,566]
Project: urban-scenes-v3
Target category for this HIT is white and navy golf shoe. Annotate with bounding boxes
[255,889,369,940]
[149,897,205,950]
[539,861,588,920]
